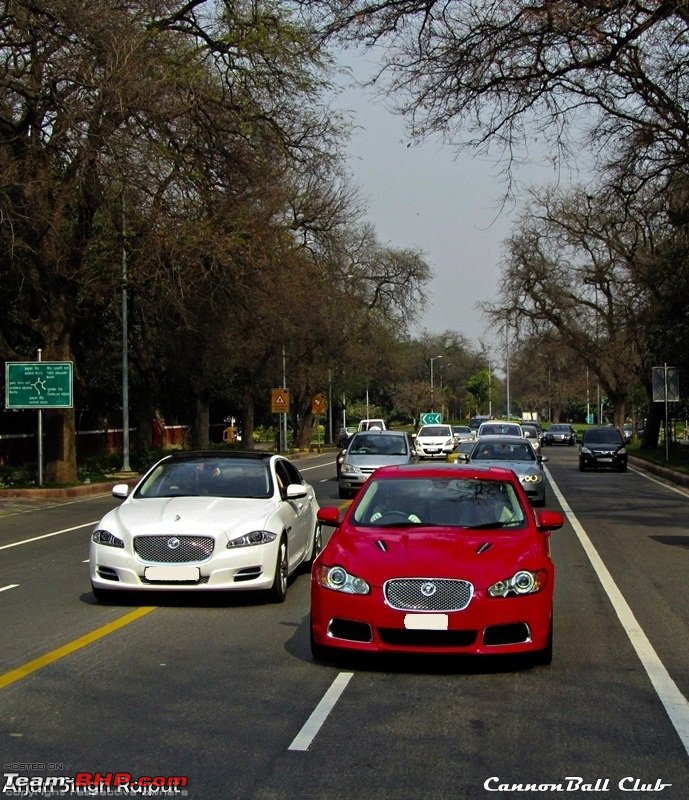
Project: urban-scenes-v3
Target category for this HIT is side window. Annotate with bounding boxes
[282,460,303,486]
[274,460,290,494]
[274,459,303,492]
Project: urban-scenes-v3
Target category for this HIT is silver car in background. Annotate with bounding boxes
[338,429,417,499]
[469,434,548,506]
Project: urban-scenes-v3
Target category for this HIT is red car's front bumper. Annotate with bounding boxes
[310,584,553,656]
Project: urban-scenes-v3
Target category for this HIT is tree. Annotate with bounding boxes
[308,1,689,194]
[0,0,352,476]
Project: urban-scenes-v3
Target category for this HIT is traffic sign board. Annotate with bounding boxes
[271,388,290,413]
[311,392,327,415]
[5,361,73,409]
[419,412,442,425]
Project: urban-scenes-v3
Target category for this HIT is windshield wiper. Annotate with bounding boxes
[464,520,517,529]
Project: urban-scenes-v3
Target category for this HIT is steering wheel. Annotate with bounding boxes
[373,510,421,523]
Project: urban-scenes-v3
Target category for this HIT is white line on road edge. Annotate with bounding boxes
[545,466,689,757]
[289,671,354,752]
[0,584,19,593]
[0,522,97,551]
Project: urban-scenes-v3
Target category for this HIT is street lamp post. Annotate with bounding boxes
[430,354,443,412]
[487,358,492,417]
[439,362,452,419]
[120,197,131,473]
[505,323,511,420]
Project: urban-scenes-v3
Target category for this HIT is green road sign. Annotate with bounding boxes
[5,361,73,409]
[419,412,442,425]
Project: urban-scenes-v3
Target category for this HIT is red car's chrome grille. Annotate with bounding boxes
[384,578,473,611]
[134,535,214,563]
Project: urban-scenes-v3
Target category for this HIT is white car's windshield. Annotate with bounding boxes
[136,458,272,499]
[418,426,452,437]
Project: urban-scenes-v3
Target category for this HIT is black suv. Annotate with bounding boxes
[579,427,627,472]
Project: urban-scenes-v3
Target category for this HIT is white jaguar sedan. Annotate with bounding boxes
[89,451,321,603]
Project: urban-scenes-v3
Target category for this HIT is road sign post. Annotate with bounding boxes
[5,361,73,408]
[5,359,74,486]
[652,365,680,462]
[419,412,442,425]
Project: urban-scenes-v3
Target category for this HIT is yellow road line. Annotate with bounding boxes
[0,606,157,690]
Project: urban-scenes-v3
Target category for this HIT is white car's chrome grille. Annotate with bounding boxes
[134,535,214,563]
[384,578,473,611]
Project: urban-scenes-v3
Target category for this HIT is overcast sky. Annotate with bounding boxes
[331,50,566,353]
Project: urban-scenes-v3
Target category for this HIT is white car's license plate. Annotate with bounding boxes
[144,566,200,581]
[404,613,448,630]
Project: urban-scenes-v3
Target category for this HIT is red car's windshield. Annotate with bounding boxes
[351,477,526,529]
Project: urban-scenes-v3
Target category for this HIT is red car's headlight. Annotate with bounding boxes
[488,569,547,598]
[315,565,370,595]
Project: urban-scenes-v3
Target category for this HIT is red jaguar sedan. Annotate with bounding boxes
[311,462,564,665]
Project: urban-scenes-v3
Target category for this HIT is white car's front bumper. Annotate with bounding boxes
[89,538,280,592]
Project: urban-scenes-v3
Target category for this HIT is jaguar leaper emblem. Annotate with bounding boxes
[420,581,437,597]
[167,537,181,550]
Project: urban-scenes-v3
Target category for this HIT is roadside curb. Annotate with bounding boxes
[0,449,337,500]
[628,455,689,489]
[0,476,140,500]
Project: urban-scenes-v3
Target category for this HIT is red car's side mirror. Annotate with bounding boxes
[535,509,564,532]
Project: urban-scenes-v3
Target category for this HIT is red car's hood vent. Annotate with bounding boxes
[332,530,535,583]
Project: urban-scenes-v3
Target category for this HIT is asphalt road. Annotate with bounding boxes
[1,448,689,800]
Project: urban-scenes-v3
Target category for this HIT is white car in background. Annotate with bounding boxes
[89,451,321,603]
[477,420,524,438]
[413,423,456,459]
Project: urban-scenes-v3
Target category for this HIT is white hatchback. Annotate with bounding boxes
[89,451,321,603]
[413,424,456,459]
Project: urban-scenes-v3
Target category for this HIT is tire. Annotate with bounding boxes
[579,461,586,472]
[533,618,553,666]
[91,583,119,603]
[310,621,336,663]
[338,486,350,499]
[268,537,288,603]
[305,523,323,567]
[619,464,628,473]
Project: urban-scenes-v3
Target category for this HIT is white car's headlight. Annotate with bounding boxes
[522,474,542,483]
[488,569,547,597]
[314,565,370,594]
[92,530,124,548]
[227,531,277,548]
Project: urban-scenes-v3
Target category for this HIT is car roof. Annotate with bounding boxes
[371,462,520,483]
[165,450,272,463]
[418,424,452,432]
[474,435,532,445]
[351,429,407,437]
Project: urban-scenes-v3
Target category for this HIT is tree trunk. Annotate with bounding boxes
[641,399,663,449]
[44,407,78,484]
[43,340,78,484]
[240,384,255,449]
[191,396,210,449]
